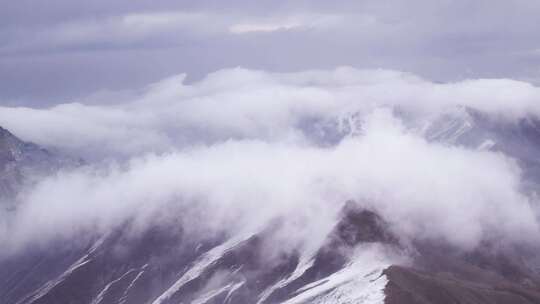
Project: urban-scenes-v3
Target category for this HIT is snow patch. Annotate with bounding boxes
[282,245,391,304]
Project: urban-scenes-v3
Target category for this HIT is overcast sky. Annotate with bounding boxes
[1,0,540,107]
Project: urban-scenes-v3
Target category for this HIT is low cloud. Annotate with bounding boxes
[1,67,540,159]
[1,68,540,258]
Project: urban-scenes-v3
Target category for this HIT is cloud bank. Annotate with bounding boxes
[1,67,540,159]
[1,68,540,260]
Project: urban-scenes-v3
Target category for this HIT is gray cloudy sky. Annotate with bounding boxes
[2,0,540,107]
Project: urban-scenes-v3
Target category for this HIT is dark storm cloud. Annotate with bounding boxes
[1,0,540,106]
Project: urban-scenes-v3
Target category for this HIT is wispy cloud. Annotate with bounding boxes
[229,14,342,34]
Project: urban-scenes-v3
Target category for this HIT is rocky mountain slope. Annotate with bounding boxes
[2,111,540,304]
[2,198,540,304]
[0,127,80,206]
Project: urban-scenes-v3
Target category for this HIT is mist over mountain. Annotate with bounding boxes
[1,67,540,303]
[2,1,540,303]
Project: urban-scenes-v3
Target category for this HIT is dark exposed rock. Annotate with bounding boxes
[384,265,540,304]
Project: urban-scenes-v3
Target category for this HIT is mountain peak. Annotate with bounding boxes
[0,126,79,203]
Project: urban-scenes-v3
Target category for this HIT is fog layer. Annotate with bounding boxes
[1,68,539,258]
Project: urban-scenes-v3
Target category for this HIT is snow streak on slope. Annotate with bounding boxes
[421,106,475,144]
[118,264,148,304]
[91,268,138,304]
[151,233,254,304]
[282,245,391,304]
[20,254,91,304]
[257,251,316,304]
[192,281,245,304]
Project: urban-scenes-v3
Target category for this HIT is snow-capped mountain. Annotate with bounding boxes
[419,106,540,191]
[2,108,540,304]
[2,197,539,304]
